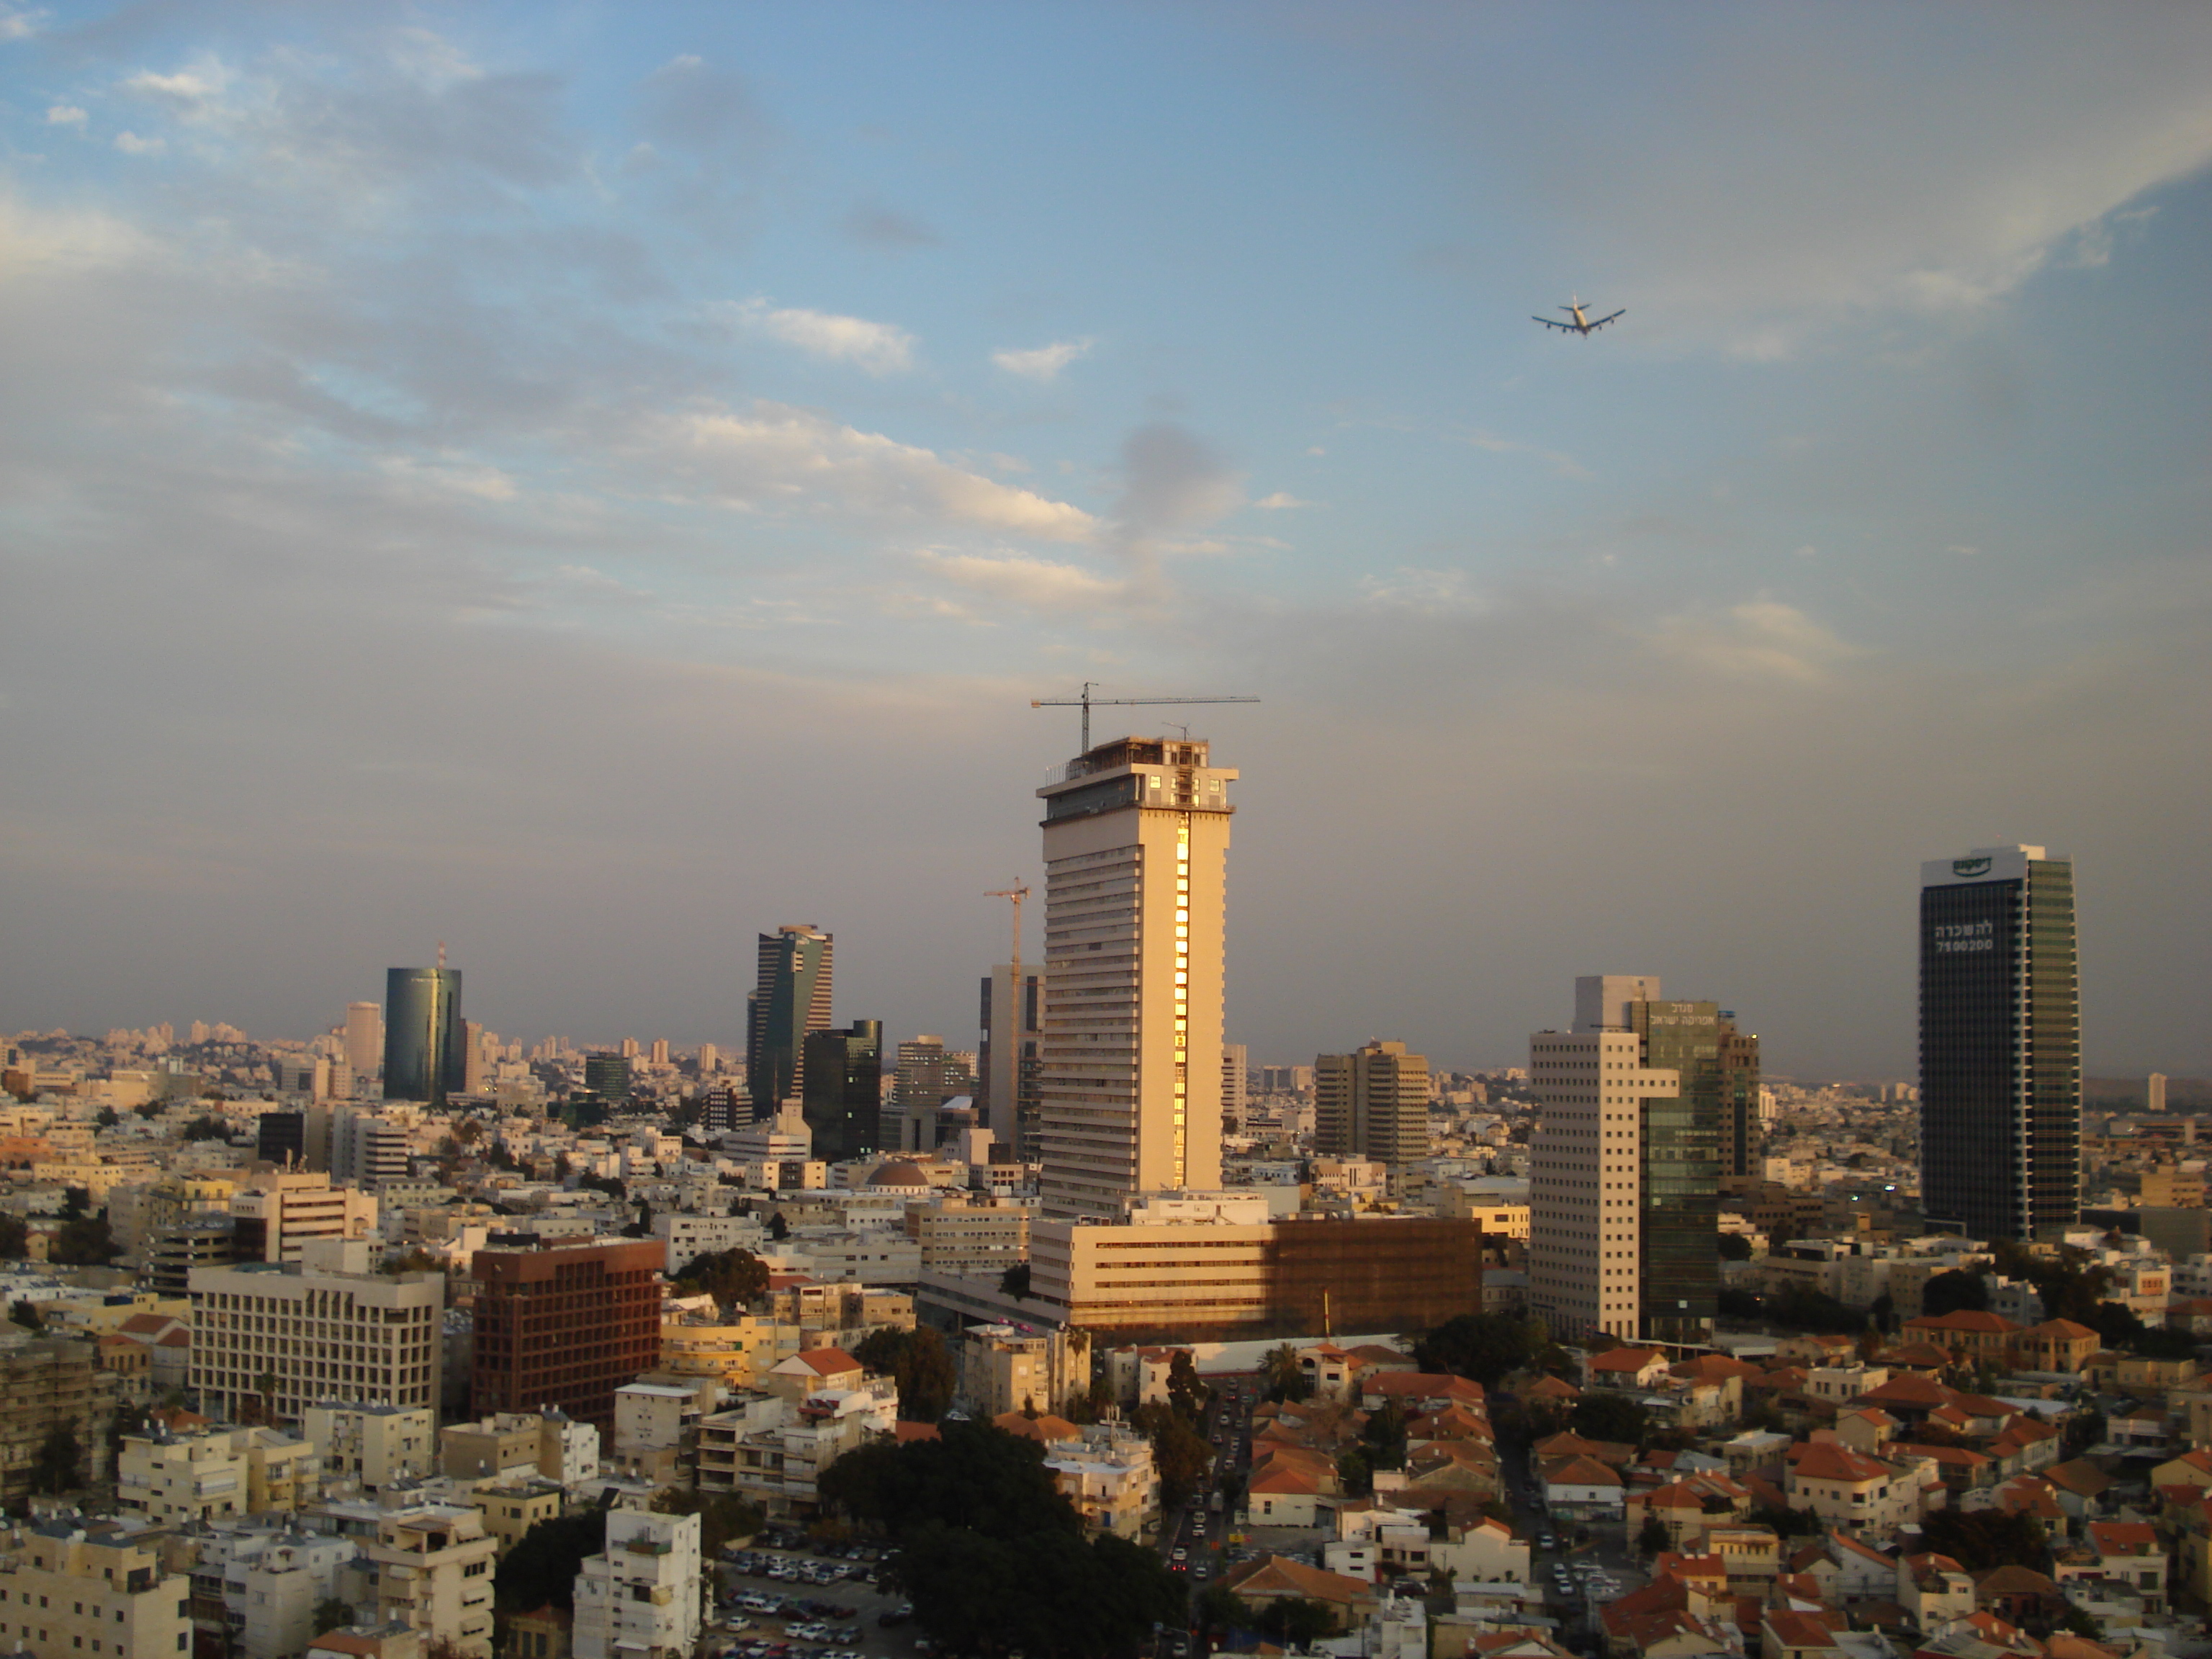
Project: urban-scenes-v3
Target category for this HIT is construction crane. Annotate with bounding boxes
[983,884,1029,983]
[1030,682,1259,752]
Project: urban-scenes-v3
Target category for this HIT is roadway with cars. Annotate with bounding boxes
[1155,1372,1265,1654]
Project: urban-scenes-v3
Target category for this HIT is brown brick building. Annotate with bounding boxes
[470,1238,664,1436]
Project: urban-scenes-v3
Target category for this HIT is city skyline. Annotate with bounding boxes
[1,6,2206,1079]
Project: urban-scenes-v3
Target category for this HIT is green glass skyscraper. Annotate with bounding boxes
[802,1020,883,1164]
[383,966,464,1105]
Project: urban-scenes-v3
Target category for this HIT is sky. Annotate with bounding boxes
[1,1,2208,1080]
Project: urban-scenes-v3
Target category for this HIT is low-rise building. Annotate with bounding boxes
[1041,1423,1158,1539]
[116,1423,319,1527]
[303,1403,436,1491]
[572,1504,701,1659]
[362,1500,498,1658]
[0,1516,192,1659]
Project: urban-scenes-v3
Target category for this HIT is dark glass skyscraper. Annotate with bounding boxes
[1920,846,2080,1242]
[1629,998,1745,1343]
[382,966,464,1105]
[583,1051,631,1102]
[747,925,834,1119]
[802,1020,884,1164]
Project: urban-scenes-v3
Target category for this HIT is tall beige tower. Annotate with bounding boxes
[343,1001,382,1100]
[1037,734,1235,1220]
[1315,1040,1432,1166]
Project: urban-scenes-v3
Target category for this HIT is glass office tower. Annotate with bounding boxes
[747,925,834,1120]
[1630,999,1741,1343]
[383,966,464,1105]
[802,1020,884,1164]
[1920,846,2080,1242]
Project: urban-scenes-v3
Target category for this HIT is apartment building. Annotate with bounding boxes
[302,1402,436,1490]
[115,1423,318,1526]
[1042,1422,1158,1539]
[572,1506,701,1659]
[659,1315,804,1393]
[470,1238,664,1437]
[364,1499,498,1658]
[0,1336,96,1507]
[904,1192,1034,1276]
[0,1517,192,1658]
[189,1239,444,1424]
[210,1529,357,1659]
[230,1169,379,1264]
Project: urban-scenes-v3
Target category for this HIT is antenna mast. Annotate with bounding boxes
[1030,682,1259,752]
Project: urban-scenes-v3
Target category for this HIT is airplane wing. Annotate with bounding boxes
[1587,310,1625,331]
[1532,316,1576,331]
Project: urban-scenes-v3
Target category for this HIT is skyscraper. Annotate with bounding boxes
[382,967,463,1105]
[1920,845,2080,1242]
[343,1001,382,1099]
[583,1051,631,1102]
[1220,1043,1248,1133]
[1313,1040,1431,1166]
[1036,734,1233,1220]
[979,966,1045,1161]
[1625,997,1735,1341]
[893,1035,974,1152]
[802,1020,884,1164]
[746,925,833,1120]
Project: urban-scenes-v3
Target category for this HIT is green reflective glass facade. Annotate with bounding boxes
[803,1020,884,1164]
[1630,999,1732,1341]
[748,927,834,1120]
[383,966,464,1105]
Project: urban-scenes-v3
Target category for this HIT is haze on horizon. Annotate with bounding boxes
[1,2,2207,1082]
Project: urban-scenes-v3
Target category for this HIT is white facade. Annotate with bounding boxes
[572,1504,702,1659]
[1529,1007,1679,1341]
[1037,736,1234,1220]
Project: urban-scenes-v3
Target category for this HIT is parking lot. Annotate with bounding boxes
[703,1532,922,1659]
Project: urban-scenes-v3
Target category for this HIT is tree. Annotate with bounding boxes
[0,1214,25,1259]
[767,1211,791,1242]
[60,1186,90,1221]
[1415,1313,1547,1390]
[181,1115,232,1143]
[1262,1341,1311,1403]
[1917,1507,2048,1573]
[1922,1269,1990,1318]
[1360,1399,1409,1472]
[495,1510,607,1611]
[999,1262,1032,1298]
[1134,1401,1215,1507]
[675,1248,770,1310]
[50,1211,117,1265]
[852,1326,958,1422]
[30,1429,81,1495]
[311,1597,354,1635]
[1195,1584,1255,1639]
[9,1299,41,1331]
[1718,1232,1753,1262]
[94,1106,120,1130]
[1570,1392,1649,1447]
[1256,1597,1341,1645]
[1337,1447,1374,1498]
[1166,1349,1212,1423]
[1638,1515,1671,1557]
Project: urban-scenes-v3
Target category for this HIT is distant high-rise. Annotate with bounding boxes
[1313,1040,1431,1166]
[1529,975,1740,1343]
[583,1051,631,1102]
[1221,1043,1249,1132]
[382,967,463,1105]
[802,1020,884,1164]
[343,1001,382,1099]
[893,1035,974,1153]
[747,925,834,1120]
[979,966,1045,1161]
[1036,734,1233,1220]
[1920,845,2080,1242]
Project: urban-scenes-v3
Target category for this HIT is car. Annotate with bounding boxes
[1539,1534,1556,1550]
[1172,1547,1188,1562]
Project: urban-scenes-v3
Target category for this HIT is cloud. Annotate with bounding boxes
[992,337,1094,382]
[636,54,767,154]
[1360,566,1485,613]
[122,64,233,110]
[1466,430,1591,480]
[910,549,1130,613]
[1646,599,1869,683]
[733,300,915,374]
[0,7,45,41]
[45,105,86,127]
[1253,492,1314,511]
[652,402,1098,541]
[112,132,166,156]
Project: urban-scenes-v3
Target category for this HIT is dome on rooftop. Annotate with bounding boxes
[867,1159,931,1190]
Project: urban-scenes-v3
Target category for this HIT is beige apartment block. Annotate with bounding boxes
[963,1323,1091,1419]
[659,1315,804,1393]
[572,1506,701,1659]
[302,1402,436,1490]
[189,1239,443,1424]
[1042,1422,1158,1539]
[904,1192,1034,1276]
[364,1500,498,1658]
[1036,735,1234,1219]
[0,1337,96,1508]
[0,1517,192,1659]
[470,1473,568,1555]
[116,1424,318,1526]
[1529,1022,1678,1341]
[1315,1041,1432,1167]
[230,1170,379,1263]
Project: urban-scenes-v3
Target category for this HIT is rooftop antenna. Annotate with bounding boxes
[436,941,446,970]
[1030,682,1259,754]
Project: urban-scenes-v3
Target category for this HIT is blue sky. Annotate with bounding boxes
[2,1,2207,1078]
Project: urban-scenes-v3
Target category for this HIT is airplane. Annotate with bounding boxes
[1533,295,1624,336]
